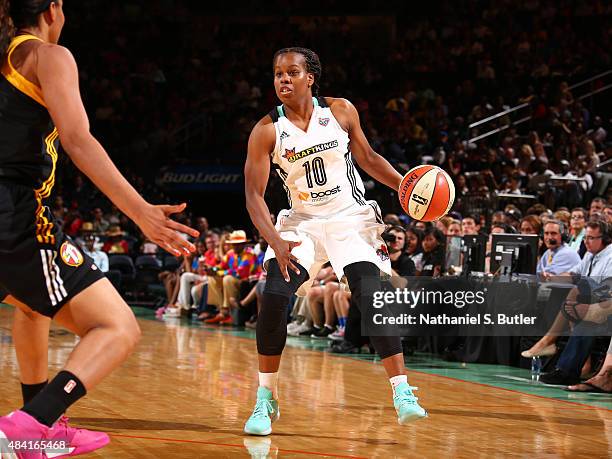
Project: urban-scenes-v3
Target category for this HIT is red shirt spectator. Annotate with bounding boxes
[213,231,257,280]
[103,225,130,254]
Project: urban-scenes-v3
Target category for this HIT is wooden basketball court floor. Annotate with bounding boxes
[0,305,610,458]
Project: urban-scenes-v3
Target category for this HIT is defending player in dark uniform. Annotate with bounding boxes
[0,2,198,457]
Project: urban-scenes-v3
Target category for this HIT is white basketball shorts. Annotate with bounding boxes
[263,201,392,296]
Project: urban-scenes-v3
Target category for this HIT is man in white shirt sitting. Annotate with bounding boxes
[540,220,612,386]
[82,233,109,273]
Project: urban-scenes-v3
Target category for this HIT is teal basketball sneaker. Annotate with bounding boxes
[393,382,428,425]
[244,387,280,436]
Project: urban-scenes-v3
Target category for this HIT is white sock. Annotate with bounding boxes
[389,375,407,394]
[259,372,278,398]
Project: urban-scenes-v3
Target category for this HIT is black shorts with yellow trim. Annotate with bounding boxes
[0,182,105,317]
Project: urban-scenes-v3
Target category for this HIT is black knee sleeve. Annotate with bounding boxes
[344,261,382,310]
[370,336,403,359]
[256,293,290,355]
[257,259,309,355]
[344,262,402,359]
[264,259,309,299]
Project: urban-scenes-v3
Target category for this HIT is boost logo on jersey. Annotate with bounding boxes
[299,185,341,202]
[60,241,84,267]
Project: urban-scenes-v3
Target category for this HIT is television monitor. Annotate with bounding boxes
[445,236,462,274]
[462,234,487,274]
[490,233,539,276]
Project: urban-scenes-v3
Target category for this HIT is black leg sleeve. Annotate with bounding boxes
[256,259,309,356]
[344,262,403,359]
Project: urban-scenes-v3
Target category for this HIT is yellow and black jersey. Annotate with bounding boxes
[0,34,59,246]
[0,34,104,316]
[0,34,58,194]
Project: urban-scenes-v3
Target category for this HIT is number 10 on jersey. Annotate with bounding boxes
[302,157,327,188]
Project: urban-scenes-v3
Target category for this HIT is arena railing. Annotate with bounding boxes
[468,69,612,144]
[169,113,208,156]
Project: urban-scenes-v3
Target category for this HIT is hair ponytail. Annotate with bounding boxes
[0,0,15,60]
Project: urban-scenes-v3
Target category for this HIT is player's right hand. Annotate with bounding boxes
[271,239,301,282]
[136,203,200,257]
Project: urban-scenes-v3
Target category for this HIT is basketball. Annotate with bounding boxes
[398,165,455,222]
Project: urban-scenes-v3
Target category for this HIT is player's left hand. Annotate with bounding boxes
[271,238,302,282]
[136,203,200,257]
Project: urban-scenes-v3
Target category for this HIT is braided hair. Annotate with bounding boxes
[273,47,322,96]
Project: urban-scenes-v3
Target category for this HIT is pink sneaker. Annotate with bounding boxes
[45,416,109,458]
[0,410,49,458]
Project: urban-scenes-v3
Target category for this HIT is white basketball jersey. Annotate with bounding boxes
[269,97,369,216]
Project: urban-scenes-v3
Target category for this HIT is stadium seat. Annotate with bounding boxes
[161,254,181,271]
[108,254,136,278]
[108,254,136,295]
[131,255,164,305]
[135,255,162,269]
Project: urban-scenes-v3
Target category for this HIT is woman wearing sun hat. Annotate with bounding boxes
[205,230,259,325]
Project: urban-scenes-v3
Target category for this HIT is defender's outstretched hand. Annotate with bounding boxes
[135,203,199,257]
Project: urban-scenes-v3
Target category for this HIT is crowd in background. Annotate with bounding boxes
[50,0,611,216]
[62,192,612,394]
[40,0,612,392]
[46,0,611,246]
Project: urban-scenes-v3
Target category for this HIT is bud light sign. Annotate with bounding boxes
[157,165,243,192]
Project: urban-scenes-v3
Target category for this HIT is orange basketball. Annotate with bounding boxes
[398,165,455,222]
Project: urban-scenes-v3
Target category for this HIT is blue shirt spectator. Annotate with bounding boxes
[83,247,109,273]
[538,221,582,278]
[537,244,581,276]
[569,242,612,278]
[82,235,109,273]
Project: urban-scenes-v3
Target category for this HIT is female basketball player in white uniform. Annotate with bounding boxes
[243,47,427,435]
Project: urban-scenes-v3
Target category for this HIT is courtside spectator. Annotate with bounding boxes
[461,214,480,236]
[92,207,110,234]
[205,230,258,325]
[520,215,542,235]
[103,225,130,254]
[537,221,581,279]
[420,228,446,277]
[539,221,612,385]
[569,208,588,256]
